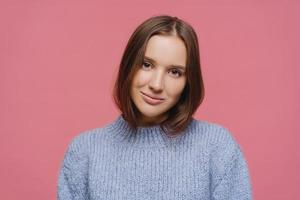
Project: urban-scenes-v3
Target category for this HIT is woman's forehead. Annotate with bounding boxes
[144,35,187,68]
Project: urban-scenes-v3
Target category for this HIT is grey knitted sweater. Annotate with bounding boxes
[57,115,252,199]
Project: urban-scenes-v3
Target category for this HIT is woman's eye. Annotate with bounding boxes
[142,62,151,69]
[169,69,182,77]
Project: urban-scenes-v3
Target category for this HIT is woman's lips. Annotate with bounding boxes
[141,92,164,105]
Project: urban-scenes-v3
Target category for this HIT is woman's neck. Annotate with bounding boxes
[138,113,169,127]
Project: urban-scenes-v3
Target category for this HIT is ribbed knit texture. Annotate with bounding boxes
[57,115,252,200]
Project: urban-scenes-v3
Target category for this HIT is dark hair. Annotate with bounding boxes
[112,15,205,137]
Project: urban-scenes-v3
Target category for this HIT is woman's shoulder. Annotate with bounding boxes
[191,118,243,161]
[191,118,238,146]
[65,125,110,153]
[191,118,247,175]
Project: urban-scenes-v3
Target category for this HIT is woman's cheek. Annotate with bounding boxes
[166,78,186,96]
[137,71,152,86]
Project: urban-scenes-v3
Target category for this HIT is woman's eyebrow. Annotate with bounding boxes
[144,56,186,70]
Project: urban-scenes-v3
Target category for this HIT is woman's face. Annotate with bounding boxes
[130,34,187,125]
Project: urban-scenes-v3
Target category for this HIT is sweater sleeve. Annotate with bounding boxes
[212,144,252,200]
[210,125,253,200]
[57,134,89,200]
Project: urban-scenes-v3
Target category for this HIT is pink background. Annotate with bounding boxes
[1,0,299,199]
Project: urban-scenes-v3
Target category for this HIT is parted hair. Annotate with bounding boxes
[112,15,205,137]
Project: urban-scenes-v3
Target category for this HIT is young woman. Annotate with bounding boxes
[57,15,252,199]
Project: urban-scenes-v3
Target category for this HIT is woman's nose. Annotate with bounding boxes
[148,70,164,92]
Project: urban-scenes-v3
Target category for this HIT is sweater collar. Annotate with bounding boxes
[106,115,192,149]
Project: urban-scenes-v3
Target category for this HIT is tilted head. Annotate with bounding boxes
[113,15,205,137]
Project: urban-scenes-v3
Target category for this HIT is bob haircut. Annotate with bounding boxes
[112,15,205,137]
